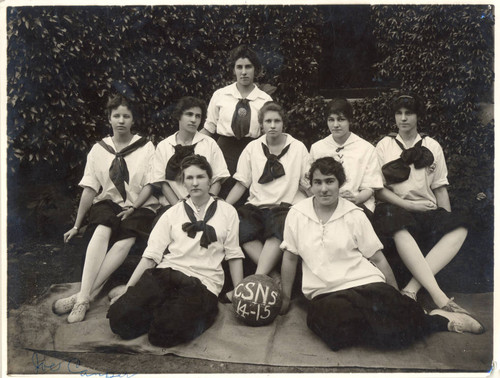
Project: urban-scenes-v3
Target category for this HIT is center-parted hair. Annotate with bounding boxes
[258,101,286,125]
[229,45,262,76]
[391,91,425,118]
[309,157,346,187]
[172,96,207,124]
[325,98,353,122]
[180,154,213,181]
[106,94,136,119]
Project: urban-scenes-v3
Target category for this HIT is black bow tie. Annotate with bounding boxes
[165,143,198,181]
[181,199,218,248]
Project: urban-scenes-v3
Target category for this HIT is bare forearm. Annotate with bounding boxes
[162,182,180,205]
[133,184,153,208]
[356,189,374,205]
[228,258,244,288]
[376,187,410,210]
[369,250,398,289]
[226,181,247,205]
[209,180,222,196]
[433,186,451,211]
[126,257,156,288]
[74,187,97,228]
[281,251,298,301]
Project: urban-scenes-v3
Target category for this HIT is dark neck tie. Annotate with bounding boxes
[231,99,251,140]
[98,137,148,201]
[395,138,434,169]
[182,199,218,248]
[165,143,198,180]
[258,143,291,184]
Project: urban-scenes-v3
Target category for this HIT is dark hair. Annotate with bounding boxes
[229,45,262,76]
[180,154,213,181]
[172,96,207,124]
[391,91,425,118]
[258,101,286,125]
[106,94,136,119]
[325,98,353,121]
[309,157,346,187]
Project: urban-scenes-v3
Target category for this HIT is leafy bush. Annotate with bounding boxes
[7,5,323,186]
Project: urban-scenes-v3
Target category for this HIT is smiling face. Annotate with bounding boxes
[109,105,133,137]
[262,110,284,137]
[182,165,211,200]
[311,169,340,208]
[234,58,255,88]
[178,106,202,135]
[327,112,351,144]
[395,106,418,135]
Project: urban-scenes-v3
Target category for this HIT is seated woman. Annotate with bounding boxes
[54,94,158,323]
[374,91,470,313]
[310,98,383,219]
[107,155,244,348]
[225,101,310,293]
[150,96,229,212]
[279,157,483,351]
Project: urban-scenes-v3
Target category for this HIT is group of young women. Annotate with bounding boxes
[53,45,484,350]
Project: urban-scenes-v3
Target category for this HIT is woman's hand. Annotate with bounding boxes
[109,285,127,305]
[340,189,358,204]
[280,296,291,315]
[117,207,135,220]
[63,228,79,243]
[406,200,437,213]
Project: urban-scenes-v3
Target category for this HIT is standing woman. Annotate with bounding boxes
[201,45,272,185]
[310,98,383,219]
[54,94,157,323]
[225,101,310,293]
[374,92,470,313]
[150,97,229,210]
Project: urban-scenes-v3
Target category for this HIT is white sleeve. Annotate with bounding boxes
[360,146,384,191]
[209,139,230,183]
[232,145,253,188]
[204,91,219,134]
[223,206,245,261]
[351,211,383,259]
[150,140,170,185]
[142,210,173,264]
[430,142,449,189]
[280,209,300,256]
[142,142,156,186]
[78,145,101,192]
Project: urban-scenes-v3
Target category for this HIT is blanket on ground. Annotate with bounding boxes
[9,283,493,371]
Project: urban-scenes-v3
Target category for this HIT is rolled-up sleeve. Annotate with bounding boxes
[142,211,172,264]
[204,90,220,134]
[232,146,253,188]
[78,146,101,192]
[280,209,299,256]
[223,207,245,260]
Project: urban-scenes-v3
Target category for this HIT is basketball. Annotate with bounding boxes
[232,274,282,327]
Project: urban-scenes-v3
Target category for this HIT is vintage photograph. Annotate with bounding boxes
[2,1,495,375]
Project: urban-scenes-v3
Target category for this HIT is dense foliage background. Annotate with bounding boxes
[6,5,494,291]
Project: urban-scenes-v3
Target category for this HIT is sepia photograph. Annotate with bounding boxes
[1,1,495,376]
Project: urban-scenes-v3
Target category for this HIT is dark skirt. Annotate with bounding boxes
[86,199,156,243]
[237,203,291,244]
[307,282,447,350]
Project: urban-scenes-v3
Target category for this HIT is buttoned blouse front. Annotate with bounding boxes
[376,134,448,205]
[79,135,158,210]
[151,131,230,203]
[310,133,383,211]
[203,83,272,138]
[142,197,244,296]
[233,134,311,207]
[280,197,385,300]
